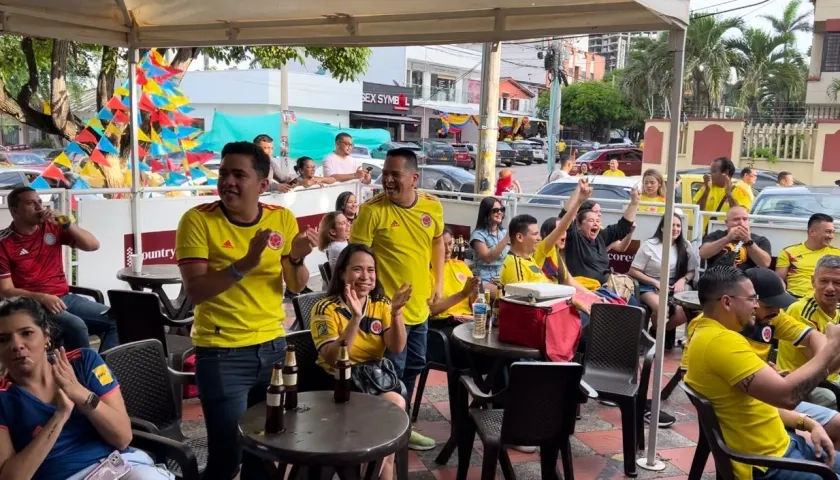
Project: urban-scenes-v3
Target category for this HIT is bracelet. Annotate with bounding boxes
[289,256,304,267]
[228,264,245,281]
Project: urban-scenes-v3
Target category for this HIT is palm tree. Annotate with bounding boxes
[760,0,812,59]
[619,34,672,117]
[684,14,743,117]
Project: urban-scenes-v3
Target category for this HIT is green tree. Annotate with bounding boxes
[760,0,812,60]
[560,81,639,139]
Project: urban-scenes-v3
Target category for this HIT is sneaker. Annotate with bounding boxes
[408,430,436,451]
[644,408,676,428]
[599,400,618,407]
[512,446,537,453]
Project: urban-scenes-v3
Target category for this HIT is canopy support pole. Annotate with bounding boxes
[128,47,143,271]
[638,26,686,471]
[475,41,501,195]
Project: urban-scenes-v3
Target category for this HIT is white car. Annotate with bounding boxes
[532,175,642,206]
[351,146,373,159]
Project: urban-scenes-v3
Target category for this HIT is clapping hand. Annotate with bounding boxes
[392,283,412,315]
[242,229,272,270]
[290,227,318,260]
[345,284,365,319]
[52,347,88,406]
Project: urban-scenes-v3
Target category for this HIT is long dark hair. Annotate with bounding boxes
[652,214,689,280]
[336,191,356,218]
[326,243,386,301]
[475,196,503,231]
[540,217,567,284]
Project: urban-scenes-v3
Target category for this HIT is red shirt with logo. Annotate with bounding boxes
[0,222,72,296]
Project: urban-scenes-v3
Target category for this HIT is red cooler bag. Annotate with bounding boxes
[498,296,582,362]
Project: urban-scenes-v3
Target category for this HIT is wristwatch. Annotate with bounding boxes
[288,256,304,267]
[743,240,754,247]
[82,392,100,412]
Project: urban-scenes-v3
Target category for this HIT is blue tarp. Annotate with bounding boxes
[200,112,391,162]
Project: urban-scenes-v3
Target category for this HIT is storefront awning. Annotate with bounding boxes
[350,113,420,125]
[417,105,545,122]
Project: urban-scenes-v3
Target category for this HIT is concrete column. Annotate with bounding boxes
[422,71,432,102]
[455,79,464,104]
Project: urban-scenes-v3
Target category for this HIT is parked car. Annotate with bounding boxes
[0,168,70,203]
[512,140,544,164]
[0,152,48,171]
[530,176,641,206]
[421,141,456,166]
[371,165,475,198]
[675,167,803,196]
[508,140,534,166]
[750,185,840,221]
[606,137,635,147]
[571,147,643,176]
[496,141,517,167]
[350,146,372,159]
[370,141,427,164]
[451,144,472,170]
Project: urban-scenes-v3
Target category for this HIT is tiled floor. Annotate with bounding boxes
[178,300,713,479]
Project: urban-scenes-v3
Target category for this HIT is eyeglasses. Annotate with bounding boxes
[491,207,506,214]
[720,294,760,304]
[339,141,354,147]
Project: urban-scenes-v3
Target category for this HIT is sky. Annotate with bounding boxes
[691,0,814,53]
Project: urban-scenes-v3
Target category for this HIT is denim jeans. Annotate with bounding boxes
[195,337,286,480]
[386,321,428,410]
[51,293,118,351]
[753,432,840,480]
[67,450,174,480]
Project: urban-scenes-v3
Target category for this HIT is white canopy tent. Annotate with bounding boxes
[0,0,690,471]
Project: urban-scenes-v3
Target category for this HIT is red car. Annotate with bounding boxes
[0,151,49,173]
[452,144,472,169]
[570,147,643,176]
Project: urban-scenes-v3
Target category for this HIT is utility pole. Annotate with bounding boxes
[546,40,566,174]
[476,41,502,195]
[280,63,290,174]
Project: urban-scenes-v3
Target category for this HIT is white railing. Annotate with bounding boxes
[742,123,817,162]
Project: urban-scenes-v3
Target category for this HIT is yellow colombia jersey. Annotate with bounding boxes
[778,296,840,382]
[310,295,392,373]
[432,259,474,319]
[777,243,840,298]
[176,201,297,348]
[500,239,555,286]
[640,194,665,214]
[684,317,789,479]
[602,169,625,177]
[693,184,752,231]
[350,192,444,326]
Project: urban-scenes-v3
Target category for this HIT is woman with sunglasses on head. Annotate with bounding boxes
[469,197,510,291]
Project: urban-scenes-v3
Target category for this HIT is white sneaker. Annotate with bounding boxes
[512,446,537,453]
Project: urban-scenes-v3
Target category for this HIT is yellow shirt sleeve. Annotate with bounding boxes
[499,256,520,286]
[175,208,209,261]
[534,240,552,266]
[776,248,792,269]
[772,312,812,345]
[704,331,768,386]
[431,197,444,238]
[692,185,705,204]
[381,299,393,330]
[280,209,299,257]
[731,185,752,211]
[349,201,376,247]
[310,302,340,350]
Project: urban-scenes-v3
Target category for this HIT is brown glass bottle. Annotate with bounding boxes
[265,362,286,434]
[282,345,299,410]
[334,340,352,403]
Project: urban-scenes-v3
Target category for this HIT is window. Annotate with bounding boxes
[510,99,520,111]
[624,151,642,162]
[823,33,840,73]
[0,172,24,188]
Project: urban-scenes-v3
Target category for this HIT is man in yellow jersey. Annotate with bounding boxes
[350,147,444,450]
[699,206,772,271]
[500,179,590,286]
[694,157,752,232]
[602,158,625,177]
[176,141,318,480]
[737,166,757,206]
[685,266,840,480]
[777,214,840,298]
[777,255,840,410]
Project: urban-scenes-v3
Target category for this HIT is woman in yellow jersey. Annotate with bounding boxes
[538,218,591,293]
[310,243,410,480]
[640,168,666,214]
[628,214,697,349]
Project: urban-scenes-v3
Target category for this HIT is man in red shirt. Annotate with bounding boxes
[0,187,116,351]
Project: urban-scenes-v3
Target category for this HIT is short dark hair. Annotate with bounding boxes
[443,226,454,237]
[221,141,271,179]
[741,167,754,177]
[386,148,418,170]
[253,134,273,144]
[0,296,58,347]
[712,157,735,177]
[8,186,35,209]
[698,266,748,306]
[778,171,792,182]
[508,214,537,244]
[540,217,559,239]
[295,156,314,173]
[335,132,351,143]
[559,157,571,169]
[808,213,834,230]
[326,243,385,300]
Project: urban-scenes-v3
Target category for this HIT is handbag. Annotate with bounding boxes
[605,273,635,302]
[351,358,406,397]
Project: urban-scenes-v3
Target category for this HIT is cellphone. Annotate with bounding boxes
[365,166,374,172]
[84,451,130,480]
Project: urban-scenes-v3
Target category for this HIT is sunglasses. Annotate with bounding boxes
[491,207,506,214]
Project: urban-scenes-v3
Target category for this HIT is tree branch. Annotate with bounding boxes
[96,46,118,111]
[169,48,200,84]
[17,37,40,111]
[50,40,80,139]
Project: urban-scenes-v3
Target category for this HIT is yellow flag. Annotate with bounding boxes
[180,139,201,150]
[114,85,130,97]
[104,123,122,137]
[81,162,104,179]
[200,164,218,179]
[123,169,133,186]
[150,128,162,144]
[136,129,151,143]
[152,49,166,66]
[160,103,177,112]
[169,95,189,107]
[143,80,164,96]
[164,141,179,151]
[53,152,73,169]
[86,118,104,130]
[43,101,51,115]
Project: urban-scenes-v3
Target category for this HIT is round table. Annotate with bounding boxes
[117,266,192,319]
[673,290,700,310]
[452,322,543,360]
[239,391,410,479]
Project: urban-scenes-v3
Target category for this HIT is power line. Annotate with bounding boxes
[692,0,771,19]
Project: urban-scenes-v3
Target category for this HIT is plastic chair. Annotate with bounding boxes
[107,289,194,369]
[66,285,108,348]
[318,262,332,284]
[681,382,837,480]
[100,339,207,477]
[284,330,333,392]
[291,291,328,332]
[457,362,597,480]
[581,303,646,477]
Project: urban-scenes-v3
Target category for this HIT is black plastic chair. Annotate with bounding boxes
[681,382,837,480]
[411,327,464,422]
[65,285,107,348]
[100,339,207,477]
[107,290,194,369]
[291,291,328,332]
[318,262,332,284]
[284,330,333,392]
[581,303,646,478]
[457,362,597,480]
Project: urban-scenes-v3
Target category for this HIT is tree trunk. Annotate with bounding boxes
[50,40,80,140]
[96,46,119,111]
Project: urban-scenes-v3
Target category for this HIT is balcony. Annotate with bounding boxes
[407,84,471,104]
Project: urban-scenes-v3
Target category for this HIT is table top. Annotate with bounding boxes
[674,290,700,309]
[117,265,183,285]
[452,322,543,359]
[238,391,410,466]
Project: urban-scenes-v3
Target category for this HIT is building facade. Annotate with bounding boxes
[807,0,840,118]
[588,32,656,71]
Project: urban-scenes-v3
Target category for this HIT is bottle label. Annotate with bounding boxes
[473,303,488,316]
[283,374,297,386]
[267,393,282,407]
[334,367,351,379]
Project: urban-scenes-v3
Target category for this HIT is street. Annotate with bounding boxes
[485,162,553,194]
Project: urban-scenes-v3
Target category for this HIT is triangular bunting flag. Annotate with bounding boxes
[30,176,51,189]
[190,167,206,179]
[43,101,51,115]
[172,112,195,126]
[160,103,178,112]
[137,144,149,158]
[180,139,201,150]
[52,152,73,169]
[104,123,122,137]
[138,162,151,172]
[151,49,166,66]
[71,177,91,190]
[97,136,118,155]
[136,70,148,86]
[177,106,195,114]
[114,85,130,97]
[136,128,151,143]
[106,96,128,111]
[150,159,165,173]
[75,129,98,144]
[97,107,114,121]
[199,165,219,179]
[139,94,157,112]
[112,110,129,124]
[176,126,200,138]
[185,152,215,164]
[169,95,189,108]
[81,162,103,179]
[89,149,110,167]
[164,141,180,152]
[165,157,176,171]
[151,143,167,157]
[149,94,170,108]
[143,80,164,96]
[150,128,162,144]
[85,118,104,132]
[159,127,179,142]
[41,163,66,182]
[145,65,168,78]
[65,142,86,156]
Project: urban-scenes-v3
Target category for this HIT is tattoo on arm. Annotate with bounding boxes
[46,423,59,440]
[738,374,756,393]
[789,371,828,405]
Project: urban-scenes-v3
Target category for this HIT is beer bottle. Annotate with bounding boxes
[457,236,466,260]
[265,362,286,434]
[334,340,352,403]
[283,345,299,410]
